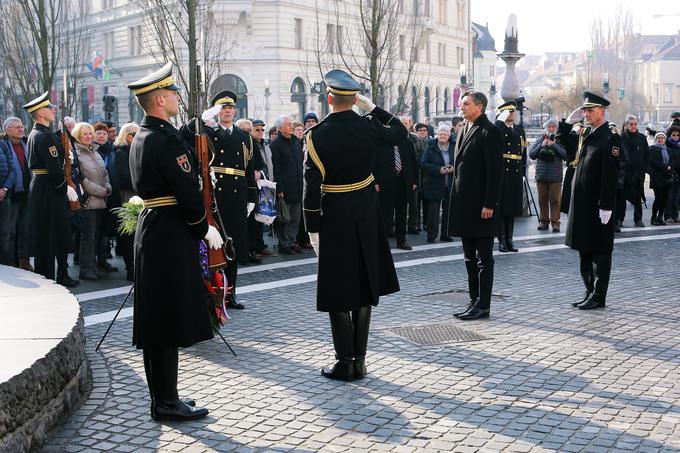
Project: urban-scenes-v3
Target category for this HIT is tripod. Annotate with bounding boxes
[95,284,236,356]
[523,176,538,217]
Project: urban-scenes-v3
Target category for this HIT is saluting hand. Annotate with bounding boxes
[566,108,584,124]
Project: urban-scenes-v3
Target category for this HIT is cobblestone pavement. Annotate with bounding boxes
[40,215,680,452]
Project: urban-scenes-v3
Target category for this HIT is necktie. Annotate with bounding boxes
[225,128,231,136]
[394,146,402,174]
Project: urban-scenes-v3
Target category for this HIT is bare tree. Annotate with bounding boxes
[138,0,230,120]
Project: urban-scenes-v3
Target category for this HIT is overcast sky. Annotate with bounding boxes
[472,0,680,55]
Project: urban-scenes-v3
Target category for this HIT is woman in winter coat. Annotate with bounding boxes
[419,124,455,242]
[72,122,112,280]
[648,132,675,226]
[113,122,139,281]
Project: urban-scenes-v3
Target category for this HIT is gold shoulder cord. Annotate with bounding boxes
[572,128,586,168]
[305,130,326,180]
[243,135,253,168]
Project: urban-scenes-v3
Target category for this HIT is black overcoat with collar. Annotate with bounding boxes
[27,123,74,257]
[496,121,527,216]
[303,107,407,312]
[180,120,257,263]
[444,113,504,238]
[558,120,621,253]
[130,115,213,349]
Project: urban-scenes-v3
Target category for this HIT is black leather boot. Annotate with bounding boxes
[322,312,355,381]
[505,217,518,252]
[352,307,371,379]
[498,235,508,252]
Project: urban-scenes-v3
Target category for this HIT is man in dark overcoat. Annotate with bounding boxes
[445,91,503,320]
[557,92,620,310]
[23,92,79,284]
[495,100,526,252]
[128,63,225,421]
[180,90,258,310]
[303,70,407,381]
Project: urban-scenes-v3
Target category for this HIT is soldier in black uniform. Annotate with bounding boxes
[304,70,407,381]
[495,100,526,252]
[127,63,225,421]
[557,92,620,310]
[23,92,79,286]
[180,91,257,310]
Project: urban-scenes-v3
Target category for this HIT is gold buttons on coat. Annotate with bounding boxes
[220,149,224,154]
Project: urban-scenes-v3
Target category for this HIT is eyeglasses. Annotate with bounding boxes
[128,132,136,137]
[254,128,265,132]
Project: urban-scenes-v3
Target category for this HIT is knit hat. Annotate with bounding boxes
[303,112,318,123]
[437,124,451,134]
[543,118,557,129]
[655,131,667,140]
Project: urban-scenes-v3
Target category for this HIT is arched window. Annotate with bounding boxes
[443,87,450,113]
[290,77,307,121]
[435,86,441,115]
[411,85,420,122]
[424,87,431,118]
[210,74,248,119]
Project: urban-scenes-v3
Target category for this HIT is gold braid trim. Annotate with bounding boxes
[305,130,326,180]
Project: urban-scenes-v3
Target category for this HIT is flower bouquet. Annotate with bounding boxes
[111,196,144,235]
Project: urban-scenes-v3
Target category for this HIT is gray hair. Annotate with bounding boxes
[63,116,76,126]
[273,115,291,130]
[461,91,488,110]
[3,116,23,130]
[235,118,252,129]
[625,114,638,125]
[543,118,558,129]
[437,124,451,135]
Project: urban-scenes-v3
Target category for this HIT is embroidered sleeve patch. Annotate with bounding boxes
[176,154,191,173]
[48,146,58,157]
[612,147,620,157]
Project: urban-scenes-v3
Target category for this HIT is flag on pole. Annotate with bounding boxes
[85,52,111,80]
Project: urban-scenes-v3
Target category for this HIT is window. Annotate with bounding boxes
[456,46,463,66]
[663,84,673,104]
[437,0,447,24]
[326,24,335,53]
[399,35,406,60]
[103,31,115,59]
[426,39,431,64]
[337,25,343,53]
[489,65,495,77]
[101,0,114,9]
[438,43,446,66]
[458,1,465,28]
[78,0,90,17]
[653,84,659,104]
[398,0,404,13]
[128,25,143,55]
[294,18,303,49]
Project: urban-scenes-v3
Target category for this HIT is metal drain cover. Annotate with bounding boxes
[386,322,489,345]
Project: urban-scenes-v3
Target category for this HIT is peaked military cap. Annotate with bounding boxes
[211,90,237,107]
[22,91,53,113]
[498,100,517,112]
[324,69,361,96]
[580,91,610,109]
[127,62,179,95]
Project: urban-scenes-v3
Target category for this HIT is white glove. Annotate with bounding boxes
[496,110,511,123]
[308,232,320,256]
[599,209,612,225]
[66,185,78,202]
[355,94,376,112]
[247,202,255,218]
[204,225,224,250]
[201,104,222,122]
[566,108,584,124]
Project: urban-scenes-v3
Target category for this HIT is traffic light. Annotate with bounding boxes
[103,95,117,113]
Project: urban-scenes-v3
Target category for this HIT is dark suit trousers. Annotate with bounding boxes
[461,237,494,310]
[425,190,451,240]
[379,174,408,243]
[407,187,421,231]
[579,252,612,301]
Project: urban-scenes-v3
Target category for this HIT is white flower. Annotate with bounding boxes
[128,196,144,206]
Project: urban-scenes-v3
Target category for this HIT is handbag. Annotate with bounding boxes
[254,177,277,225]
[275,198,291,225]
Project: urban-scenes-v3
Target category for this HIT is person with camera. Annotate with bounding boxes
[529,119,567,232]
[420,123,455,242]
[649,132,676,226]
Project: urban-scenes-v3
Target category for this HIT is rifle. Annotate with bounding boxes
[60,123,81,211]
[195,66,235,270]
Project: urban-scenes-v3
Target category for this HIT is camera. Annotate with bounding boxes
[548,133,556,141]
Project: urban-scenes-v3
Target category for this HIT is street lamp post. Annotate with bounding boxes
[548,100,552,119]
[602,73,610,120]
[264,78,271,125]
[540,95,544,127]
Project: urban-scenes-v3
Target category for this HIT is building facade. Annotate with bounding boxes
[55,0,471,126]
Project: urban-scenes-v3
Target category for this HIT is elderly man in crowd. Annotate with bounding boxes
[271,115,303,255]
[619,114,649,228]
[420,123,455,242]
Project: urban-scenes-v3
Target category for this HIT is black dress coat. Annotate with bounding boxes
[26,123,74,257]
[648,145,675,189]
[270,135,303,203]
[556,123,580,214]
[130,115,213,349]
[445,114,504,238]
[180,122,257,263]
[496,121,526,216]
[303,107,407,312]
[420,139,454,201]
[560,121,621,253]
[373,136,418,193]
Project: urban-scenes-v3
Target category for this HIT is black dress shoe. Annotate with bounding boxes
[227,299,245,309]
[458,306,490,320]
[248,253,262,264]
[499,240,508,253]
[57,275,80,288]
[279,247,296,255]
[572,291,592,307]
[453,298,479,317]
[151,399,209,421]
[407,228,419,235]
[506,240,518,252]
[396,241,413,250]
[184,399,196,407]
[98,261,119,273]
[427,237,436,243]
[126,270,134,282]
[578,297,606,310]
[354,358,367,380]
[440,236,453,242]
[321,359,355,382]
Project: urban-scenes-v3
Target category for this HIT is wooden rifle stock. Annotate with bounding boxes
[196,119,229,271]
[60,126,81,211]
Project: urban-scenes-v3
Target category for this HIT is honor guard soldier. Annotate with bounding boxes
[128,62,224,421]
[180,90,257,310]
[558,92,620,310]
[495,100,526,252]
[23,92,79,286]
[303,69,408,381]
